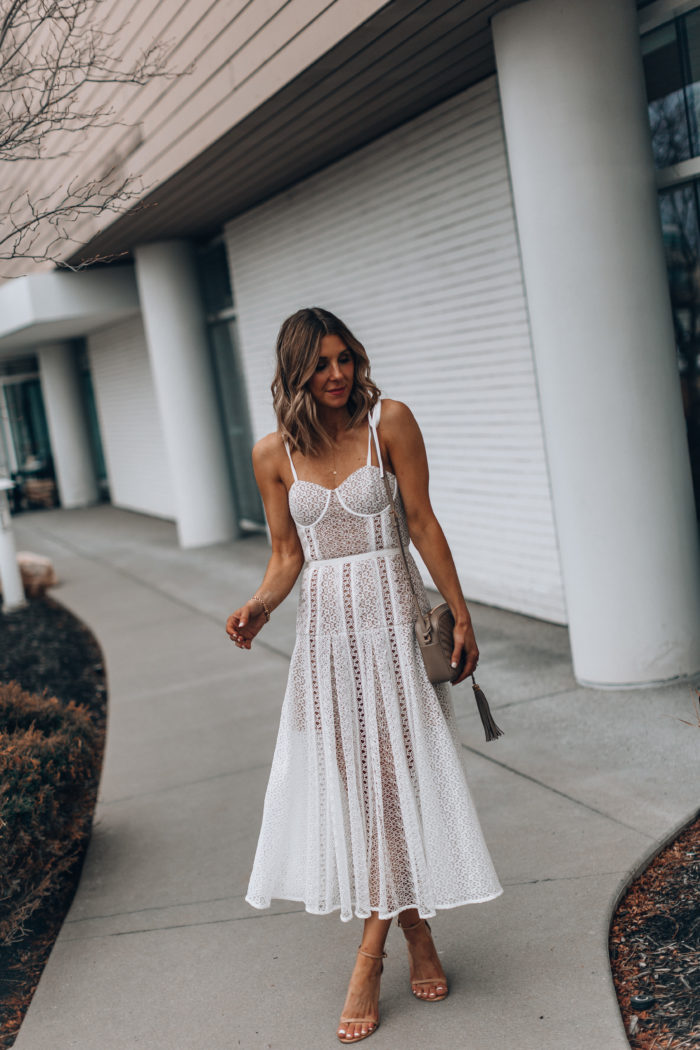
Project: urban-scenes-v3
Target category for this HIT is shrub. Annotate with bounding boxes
[0,680,99,944]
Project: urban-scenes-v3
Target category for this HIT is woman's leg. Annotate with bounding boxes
[398,908,448,1000]
[337,913,392,1041]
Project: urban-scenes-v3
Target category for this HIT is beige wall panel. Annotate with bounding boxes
[16,0,225,205]
[122,0,390,182]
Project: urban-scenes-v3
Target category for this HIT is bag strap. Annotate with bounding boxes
[381,472,429,631]
[381,471,501,737]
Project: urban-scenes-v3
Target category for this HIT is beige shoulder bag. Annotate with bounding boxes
[381,472,503,742]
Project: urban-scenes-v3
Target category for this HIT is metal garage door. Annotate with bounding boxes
[225,75,566,623]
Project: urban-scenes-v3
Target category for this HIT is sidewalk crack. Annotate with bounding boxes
[65,892,248,925]
[484,685,578,711]
[98,759,271,806]
[461,743,654,839]
[502,870,628,887]
[61,907,307,942]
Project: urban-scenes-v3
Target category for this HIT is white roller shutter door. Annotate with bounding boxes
[224,75,566,623]
[88,316,176,519]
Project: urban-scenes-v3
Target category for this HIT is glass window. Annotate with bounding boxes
[683,8,700,154]
[641,9,700,167]
[77,345,108,494]
[208,320,265,530]
[196,237,265,532]
[4,380,51,470]
[658,181,700,516]
[642,22,691,167]
[198,240,234,316]
[0,355,37,376]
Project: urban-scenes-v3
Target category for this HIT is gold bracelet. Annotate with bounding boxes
[250,594,271,622]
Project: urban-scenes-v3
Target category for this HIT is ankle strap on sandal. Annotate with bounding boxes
[397,917,425,931]
[357,946,387,960]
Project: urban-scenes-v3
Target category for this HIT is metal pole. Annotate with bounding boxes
[0,479,27,613]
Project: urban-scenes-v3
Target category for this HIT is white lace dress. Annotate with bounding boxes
[245,401,502,921]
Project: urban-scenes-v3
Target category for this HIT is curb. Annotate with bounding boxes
[601,804,700,1044]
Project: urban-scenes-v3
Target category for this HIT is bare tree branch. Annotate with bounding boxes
[0,0,188,268]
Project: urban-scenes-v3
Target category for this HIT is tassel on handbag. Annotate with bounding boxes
[471,676,503,742]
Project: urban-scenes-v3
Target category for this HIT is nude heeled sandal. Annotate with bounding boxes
[397,916,449,1002]
[337,946,387,1044]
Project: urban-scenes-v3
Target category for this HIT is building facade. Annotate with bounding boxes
[1,0,699,687]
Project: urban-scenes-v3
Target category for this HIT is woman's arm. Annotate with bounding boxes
[225,435,304,650]
[380,400,478,685]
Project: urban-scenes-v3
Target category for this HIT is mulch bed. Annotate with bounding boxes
[0,594,107,1050]
[610,812,700,1049]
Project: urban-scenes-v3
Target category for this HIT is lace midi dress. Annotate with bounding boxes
[245,401,502,921]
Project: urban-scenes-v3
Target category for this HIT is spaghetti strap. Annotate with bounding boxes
[365,417,373,466]
[284,439,298,483]
[369,400,384,476]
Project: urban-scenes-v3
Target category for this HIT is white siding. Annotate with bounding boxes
[224,75,566,623]
[87,316,176,519]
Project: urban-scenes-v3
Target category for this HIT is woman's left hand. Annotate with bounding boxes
[450,616,479,686]
[226,600,268,650]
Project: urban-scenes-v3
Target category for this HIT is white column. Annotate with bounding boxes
[492,0,700,686]
[133,241,236,548]
[37,342,99,508]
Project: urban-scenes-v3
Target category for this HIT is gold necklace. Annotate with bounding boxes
[328,440,338,479]
[326,422,350,480]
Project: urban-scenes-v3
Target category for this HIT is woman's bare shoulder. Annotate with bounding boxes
[252,432,286,474]
[378,398,418,429]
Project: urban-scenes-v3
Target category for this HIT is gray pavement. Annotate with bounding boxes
[9,503,700,1050]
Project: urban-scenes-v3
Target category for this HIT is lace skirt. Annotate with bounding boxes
[245,549,503,921]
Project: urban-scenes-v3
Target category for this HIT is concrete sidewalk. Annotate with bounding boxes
[10,503,700,1050]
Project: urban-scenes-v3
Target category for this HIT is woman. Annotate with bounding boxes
[226,307,502,1043]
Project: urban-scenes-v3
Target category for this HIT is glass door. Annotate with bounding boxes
[4,377,52,474]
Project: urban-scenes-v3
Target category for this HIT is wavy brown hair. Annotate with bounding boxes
[272,307,381,456]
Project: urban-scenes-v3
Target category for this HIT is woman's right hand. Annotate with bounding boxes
[226,600,268,650]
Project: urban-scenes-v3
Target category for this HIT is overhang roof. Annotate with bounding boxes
[0,267,140,356]
[68,0,522,266]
